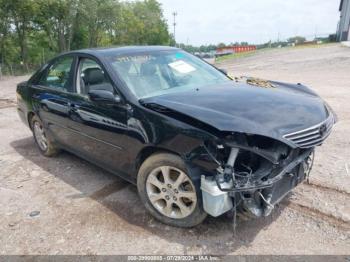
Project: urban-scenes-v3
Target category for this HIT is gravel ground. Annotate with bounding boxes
[0,44,349,255]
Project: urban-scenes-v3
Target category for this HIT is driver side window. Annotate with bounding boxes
[77,58,114,95]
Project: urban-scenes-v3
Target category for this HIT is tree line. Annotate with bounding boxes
[0,0,172,75]
[177,42,251,54]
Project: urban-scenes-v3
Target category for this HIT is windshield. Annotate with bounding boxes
[106,50,231,99]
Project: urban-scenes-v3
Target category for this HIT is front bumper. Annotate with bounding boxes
[216,148,313,193]
[200,147,314,217]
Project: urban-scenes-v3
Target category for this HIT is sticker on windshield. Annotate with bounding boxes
[168,60,196,74]
[175,52,184,59]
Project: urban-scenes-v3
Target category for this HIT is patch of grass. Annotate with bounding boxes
[292,42,338,49]
[215,50,257,63]
[274,42,338,51]
[215,43,338,63]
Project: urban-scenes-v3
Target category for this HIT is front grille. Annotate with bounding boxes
[283,114,334,148]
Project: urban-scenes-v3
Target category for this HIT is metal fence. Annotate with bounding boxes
[0,63,40,79]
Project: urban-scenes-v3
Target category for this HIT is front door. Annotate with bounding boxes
[63,57,130,177]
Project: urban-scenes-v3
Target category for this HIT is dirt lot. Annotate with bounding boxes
[0,44,349,255]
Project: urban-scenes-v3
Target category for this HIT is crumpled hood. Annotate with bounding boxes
[141,81,328,143]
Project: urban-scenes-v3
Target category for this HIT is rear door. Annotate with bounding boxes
[30,55,75,145]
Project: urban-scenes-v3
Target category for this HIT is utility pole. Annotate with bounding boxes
[172,11,177,47]
[314,26,318,40]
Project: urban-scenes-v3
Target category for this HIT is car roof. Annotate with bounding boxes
[65,46,180,58]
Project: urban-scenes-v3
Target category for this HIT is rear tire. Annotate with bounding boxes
[31,115,59,157]
[137,153,207,227]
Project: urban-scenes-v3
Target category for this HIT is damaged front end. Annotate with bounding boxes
[200,134,314,219]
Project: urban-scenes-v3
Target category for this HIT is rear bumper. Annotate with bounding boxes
[17,107,28,127]
[16,92,30,128]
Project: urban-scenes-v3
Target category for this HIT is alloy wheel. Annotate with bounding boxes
[146,166,197,219]
[33,121,48,151]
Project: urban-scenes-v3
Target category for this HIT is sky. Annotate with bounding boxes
[158,0,341,45]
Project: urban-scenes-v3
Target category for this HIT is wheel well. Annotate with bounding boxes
[136,146,181,171]
[27,112,35,130]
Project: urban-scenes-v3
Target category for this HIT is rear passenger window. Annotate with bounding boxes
[39,56,73,91]
[77,58,114,95]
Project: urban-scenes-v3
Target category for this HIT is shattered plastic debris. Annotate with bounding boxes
[234,76,276,88]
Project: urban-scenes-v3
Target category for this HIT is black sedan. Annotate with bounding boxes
[16,46,336,227]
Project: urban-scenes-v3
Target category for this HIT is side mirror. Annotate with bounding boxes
[88,90,121,104]
[218,68,228,75]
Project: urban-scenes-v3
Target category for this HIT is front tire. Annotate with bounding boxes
[31,115,59,157]
[137,153,207,227]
